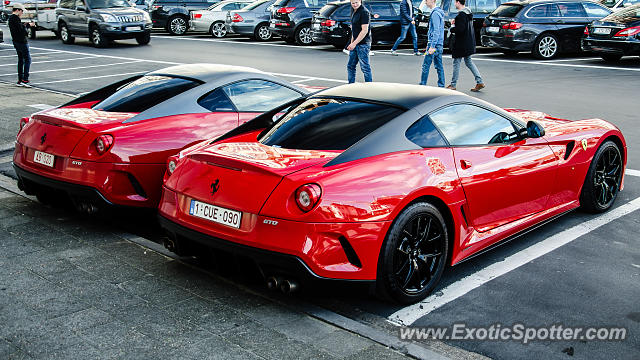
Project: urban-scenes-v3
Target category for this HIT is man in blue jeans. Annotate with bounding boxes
[391,0,420,56]
[419,0,445,87]
[346,0,372,83]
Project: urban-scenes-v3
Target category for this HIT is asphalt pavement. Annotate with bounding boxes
[0,26,639,360]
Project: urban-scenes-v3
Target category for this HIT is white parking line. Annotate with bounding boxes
[0,56,98,67]
[389,196,640,326]
[0,155,13,163]
[290,78,314,84]
[0,60,144,77]
[626,169,640,177]
[27,104,55,110]
[0,51,60,58]
[33,71,145,85]
[151,35,332,49]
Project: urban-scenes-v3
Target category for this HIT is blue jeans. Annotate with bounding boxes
[391,23,418,52]
[420,45,444,87]
[14,42,31,82]
[347,43,372,83]
[451,56,483,87]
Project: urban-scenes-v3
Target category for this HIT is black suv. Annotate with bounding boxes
[149,0,219,35]
[56,0,153,47]
[312,0,427,48]
[415,0,503,48]
[269,0,332,45]
[481,0,611,59]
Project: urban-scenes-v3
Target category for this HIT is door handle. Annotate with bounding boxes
[460,159,472,170]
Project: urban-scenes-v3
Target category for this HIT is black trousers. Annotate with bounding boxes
[14,42,31,81]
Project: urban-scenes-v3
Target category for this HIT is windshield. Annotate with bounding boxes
[259,98,404,150]
[88,0,131,8]
[244,0,269,10]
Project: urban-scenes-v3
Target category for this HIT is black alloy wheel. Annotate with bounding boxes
[168,15,188,35]
[580,140,623,213]
[295,24,313,45]
[377,202,448,304]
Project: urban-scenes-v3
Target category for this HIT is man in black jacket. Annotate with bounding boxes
[8,4,33,86]
[390,0,420,56]
[447,0,484,92]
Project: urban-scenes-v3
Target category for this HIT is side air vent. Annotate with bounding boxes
[127,173,147,198]
[338,236,362,268]
[460,205,468,226]
[565,141,575,160]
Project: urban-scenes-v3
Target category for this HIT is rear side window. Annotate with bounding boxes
[526,4,560,17]
[582,2,610,16]
[93,75,200,113]
[405,116,447,148]
[557,2,587,16]
[260,98,404,150]
[222,80,302,112]
[370,3,394,16]
[198,88,236,112]
[335,4,351,17]
[492,3,523,17]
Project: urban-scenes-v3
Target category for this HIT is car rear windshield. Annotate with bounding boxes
[244,0,269,10]
[318,3,339,16]
[259,98,404,150]
[604,5,640,21]
[491,4,523,17]
[92,75,200,113]
[273,0,290,6]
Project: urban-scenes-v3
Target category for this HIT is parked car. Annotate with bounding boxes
[598,0,639,9]
[415,0,503,48]
[56,0,152,47]
[149,0,218,35]
[480,0,612,59]
[582,3,640,61]
[158,82,626,303]
[15,1,58,39]
[189,0,252,37]
[312,0,427,49]
[226,0,276,41]
[13,64,308,212]
[269,0,332,45]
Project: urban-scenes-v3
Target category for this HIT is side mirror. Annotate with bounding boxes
[526,120,545,138]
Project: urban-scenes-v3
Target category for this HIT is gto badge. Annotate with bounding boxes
[581,139,588,151]
[40,133,47,145]
[210,179,220,196]
[263,219,278,226]
[71,160,82,166]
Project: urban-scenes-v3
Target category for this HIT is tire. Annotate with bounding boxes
[253,23,272,41]
[532,33,559,60]
[0,12,7,22]
[600,54,622,62]
[59,23,75,44]
[579,140,623,213]
[90,26,107,48]
[26,26,36,40]
[294,24,313,45]
[52,30,60,39]
[167,15,188,35]
[136,31,151,45]
[209,21,227,38]
[376,202,449,304]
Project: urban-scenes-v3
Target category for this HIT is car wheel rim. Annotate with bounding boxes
[92,30,101,44]
[171,18,186,34]
[61,26,68,41]
[259,26,271,40]
[299,27,311,44]
[212,23,226,37]
[393,213,444,295]
[538,36,557,58]
[593,147,621,208]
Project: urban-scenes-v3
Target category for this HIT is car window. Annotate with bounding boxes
[582,2,611,16]
[473,0,498,14]
[557,2,587,16]
[244,0,268,10]
[335,3,351,16]
[370,3,394,16]
[526,4,561,17]
[260,98,404,150]
[59,0,74,8]
[198,88,237,112]
[307,0,329,7]
[405,116,448,148]
[492,3,523,17]
[93,75,200,113]
[75,0,84,8]
[429,104,520,145]
[391,2,400,15]
[222,80,301,112]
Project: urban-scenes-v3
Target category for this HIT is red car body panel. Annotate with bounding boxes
[159,106,627,281]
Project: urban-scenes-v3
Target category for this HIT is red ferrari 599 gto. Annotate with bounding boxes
[13,64,308,212]
[158,83,627,303]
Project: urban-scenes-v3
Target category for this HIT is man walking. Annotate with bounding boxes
[8,4,33,86]
[447,0,485,92]
[346,0,372,83]
[419,0,444,87]
[390,0,420,56]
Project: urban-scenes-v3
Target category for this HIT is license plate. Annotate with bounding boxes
[593,27,610,35]
[33,150,54,168]
[270,22,276,28]
[418,22,428,27]
[487,26,499,33]
[312,23,320,29]
[189,199,242,229]
[125,26,141,31]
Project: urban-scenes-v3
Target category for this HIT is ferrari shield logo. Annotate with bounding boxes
[581,139,588,151]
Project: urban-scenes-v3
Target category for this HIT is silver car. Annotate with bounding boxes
[226,0,276,41]
[189,0,253,37]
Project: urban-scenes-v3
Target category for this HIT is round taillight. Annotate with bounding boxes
[294,184,322,212]
[94,135,113,155]
[167,159,177,174]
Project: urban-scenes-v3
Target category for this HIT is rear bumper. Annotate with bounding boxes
[269,20,294,38]
[581,38,640,56]
[228,23,255,36]
[311,29,346,45]
[189,19,213,32]
[158,186,390,281]
[13,142,165,208]
[481,34,532,52]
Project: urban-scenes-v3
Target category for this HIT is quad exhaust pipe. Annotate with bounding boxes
[266,276,299,294]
